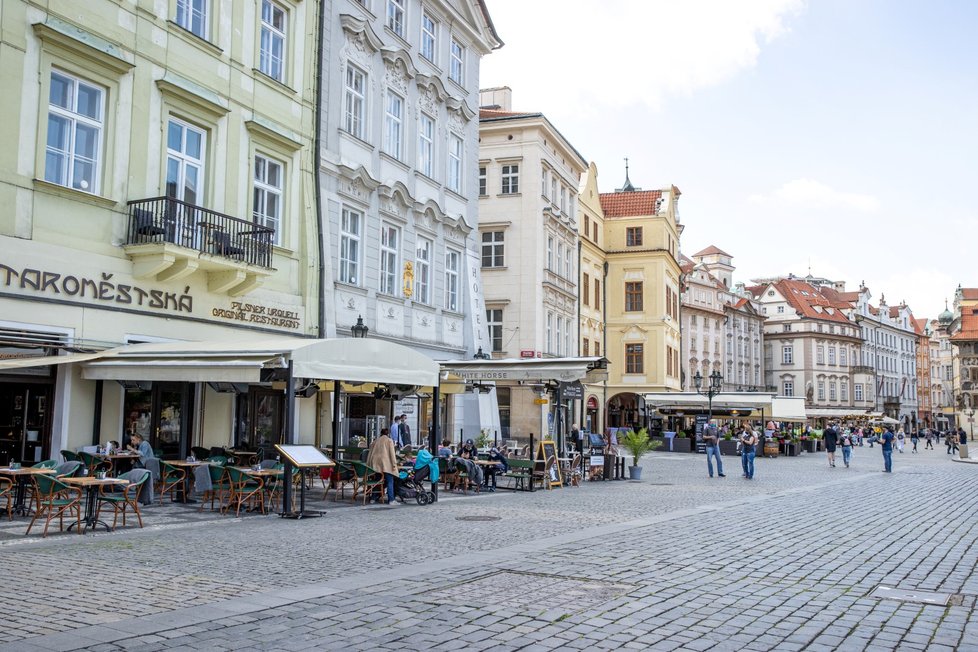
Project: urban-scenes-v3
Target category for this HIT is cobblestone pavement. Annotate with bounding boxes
[2,445,977,651]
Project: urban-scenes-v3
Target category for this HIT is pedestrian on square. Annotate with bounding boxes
[959,427,968,448]
[896,428,906,454]
[824,422,839,467]
[398,415,411,448]
[366,427,398,504]
[389,417,402,450]
[740,425,757,480]
[910,430,919,453]
[925,429,934,450]
[840,429,854,467]
[881,425,895,473]
[947,430,958,454]
[703,420,725,478]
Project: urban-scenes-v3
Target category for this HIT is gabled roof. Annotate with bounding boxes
[960,288,978,301]
[692,245,732,258]
[599,190,663,217]
[479,108,541,120]
[818,286,861,306]
[951,308,978,341]
[744,284,767,300]
[913,317,928,335]
[774,278,853,325]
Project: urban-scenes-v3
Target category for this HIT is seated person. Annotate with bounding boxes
[127,433,154,465]
[437,439,453,458]
[483,447,509,491]
[459,439,477,460]
[106,440,120,453]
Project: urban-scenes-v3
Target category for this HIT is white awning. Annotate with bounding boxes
[806,407,876,418]
[439,357,608,383]
[643,392,776,412]
[79,336,441,386]
[771,397,807,422]
[0,350,108,370]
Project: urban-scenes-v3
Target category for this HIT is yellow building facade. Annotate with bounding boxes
[577,163,606,433]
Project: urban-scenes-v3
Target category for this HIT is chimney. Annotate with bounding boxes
[479,86,512,111]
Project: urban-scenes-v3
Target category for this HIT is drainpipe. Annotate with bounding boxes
[313,0,327,338]
[577,238,583,429]
[602,260,609,432]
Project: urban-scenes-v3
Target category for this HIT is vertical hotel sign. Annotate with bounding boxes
[466,249,490,353]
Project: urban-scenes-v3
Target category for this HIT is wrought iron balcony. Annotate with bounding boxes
[126,197,274,268]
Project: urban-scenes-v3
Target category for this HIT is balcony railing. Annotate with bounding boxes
[126,197,274,268]
[852,365,874,374]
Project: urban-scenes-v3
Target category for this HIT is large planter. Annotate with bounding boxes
[784,442,800,456]
[718,440,739,456]
[672,437,692,453]
[650,436,668,451]
[801,439,821,454]
[628,466,642,480]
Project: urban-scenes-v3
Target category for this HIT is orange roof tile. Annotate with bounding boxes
[912,317,928,335]
[960,288,978,301]
[692,245,732,258]
[599,190,663,217]
[774,279,854,325]
[951,309,978,341]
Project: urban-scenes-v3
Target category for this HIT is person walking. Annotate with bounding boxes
[398,415,411,448]
[910,430,919,453]
[881,425,895,473]
[840,429,854,468]
[740,425,757,480]
[824,422,839,467]
[947,430,958,455]
[896,428,906,454]
[924,429,934,450]
[703,421,725,478]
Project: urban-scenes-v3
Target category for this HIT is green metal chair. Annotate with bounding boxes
[26,474,82,537]
[331,461,357,502]
[33,459,60,470]
[158,461,186,505]
[199,464,231,512]
[206,455,228,466]
[60,450,81,463]
[349,460,384,505]
[78,451,111,476]
[54,461,83,478]
[96,469,151,529]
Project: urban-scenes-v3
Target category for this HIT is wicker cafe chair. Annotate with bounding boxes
[199,465,231,512]
[26,474,82,537]
[349,461,384,505]
[437,457,456,492]
[55,461,83,478]
[158,461,186,505]
[223,467,264,516]
[96,469,150,529]
[33,459,60,470]
[0,477,12,521]
[331,461,357,502]
[60,450,81,463]
[78,451,112,476]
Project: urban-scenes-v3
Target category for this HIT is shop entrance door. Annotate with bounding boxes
[124,383,192,459]
[0,384,52,465]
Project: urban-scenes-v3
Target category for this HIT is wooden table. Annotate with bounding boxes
[165,460,209,503]
[234,467,283,514]
[0,467,56,516]
[98,452,140,475]
[62,476,129,533]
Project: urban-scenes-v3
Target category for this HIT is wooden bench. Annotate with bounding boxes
[501,459,541,491]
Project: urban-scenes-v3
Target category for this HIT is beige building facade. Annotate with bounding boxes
[577,162,607,433]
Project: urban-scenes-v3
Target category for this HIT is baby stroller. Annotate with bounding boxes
[396,448,438,505]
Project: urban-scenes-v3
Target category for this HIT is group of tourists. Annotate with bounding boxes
[702,422,757,480]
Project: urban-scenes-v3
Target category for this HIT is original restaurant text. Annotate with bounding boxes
[211,301,301,330]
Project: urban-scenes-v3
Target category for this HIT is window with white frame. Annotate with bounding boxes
[816,345,824,364]
[829,382,837,401]
[45,70,104,194]
[379,223,399,295]
[339,206,361,284]
[783,379,794,396]
[415,237,432,304]
[487,308,503,352]
[344,64,366,139]
[418,112,434,177]
[782,345,793,365]
[384,91,403,159]
[259,0,287,82]
[556,316,563,356]
[449,36,464,84]
[386,0,405,37]
[840,347,848,366]
[481,231,504,267]
[501,164,519,194]
[828,346,836,365]
[420,11,437,61]
[551,176,557,203]
[565,317,571,356]
[448,133,463,192]
[546,312,553,354]
[546,236,554,271]
[253,154,283,245]
[444,249,460,312]
[176,0,208,39]
[542,168,549,199]
[777,305,785,313]
[560,186,567,213]
[478,166,487,196]
[165,118,205,208]
[841,381,849,401]
[817,381,825,401]
[564,244,572,279]
[556,242,564,277]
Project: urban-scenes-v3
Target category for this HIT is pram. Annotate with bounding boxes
[396,462,435,505]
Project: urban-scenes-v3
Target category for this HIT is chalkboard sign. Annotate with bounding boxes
[535,440,562,489]
[275,444,336,468]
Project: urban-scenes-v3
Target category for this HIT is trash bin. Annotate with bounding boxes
[959,444,969,460]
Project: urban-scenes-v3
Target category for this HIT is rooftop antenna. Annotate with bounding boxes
[616,157,637,192]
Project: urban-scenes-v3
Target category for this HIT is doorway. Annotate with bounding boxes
[123,383,193,459]
[0,382,53,465]
[234,387,284,457]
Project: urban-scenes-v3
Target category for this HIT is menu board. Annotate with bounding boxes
[535,440,562,489]
[275,445,335,468]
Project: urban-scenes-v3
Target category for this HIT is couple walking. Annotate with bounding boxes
[704,422,757,480]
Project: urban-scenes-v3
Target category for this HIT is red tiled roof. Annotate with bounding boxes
[951,309,978,341]
[692,245,732,258]
[744,284,766,300]
[888,306,902,319]
[599,190,663,217]
[774,279,853,325]
[912,317,928,335]
[960,288,978,301]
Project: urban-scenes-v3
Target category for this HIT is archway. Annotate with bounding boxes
[607,392,644,430]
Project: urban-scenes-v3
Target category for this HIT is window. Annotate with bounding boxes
[165,118,205,208]
[855,384,864,401]
[45,70,104,194]
[783,380,794,397]
[841,382,849,401]
[344,64,366,139]
[777,305,785,314]
[594,278,600,307]
[444,249,460,312]
[583,338,590,356]
[816,346,824,364]
[625,344,644,374]
[418,113,434,177]
[584,216,590,239]
[546,236,554,271]
[449,36,465,84]
[259,0,287,82]
[626,227,642,246]
[253,154,283,245]
[415,237,431,303]
[546,313,553,353]
[386,0,405,37]
[783,324,792,332]
[556,243,564,277]
[420,11,437,61]
[176,0,208,38]
[828,347,836,365]
[594,341,600,357]
[582,273,590,306]
[625,282,643,312]
[560,186,567,213]
[556,316,563,356]
[542,168,549,199]
[501,164,519,194]
[551,176,557,203]
[782,345,793,365]
[448,133,463,192]
[379,223,399,295]
[384,91,403,159]
[840,347,848,367]
[564,245,572,279]
[830,382,837,401]
[565,318,571,356]
[478,166,487,196]
[487,309,503,352]
[339,206,361,284]
[481,231,504,268]
[817,382,825,401]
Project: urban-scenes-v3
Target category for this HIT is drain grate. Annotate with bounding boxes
[871,585,960,606]
[427,570,633,611]
[646,482,674,486]
[456,515,501,522]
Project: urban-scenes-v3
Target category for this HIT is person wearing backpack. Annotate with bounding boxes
[840,430,854,468]
[881,425,895,472]
[740,425,758,480]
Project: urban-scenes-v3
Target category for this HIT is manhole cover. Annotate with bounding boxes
[428,571,632,611]
[456,515,501,522]
[871,585,958,605]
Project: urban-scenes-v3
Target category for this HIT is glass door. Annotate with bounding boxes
[0,384,52,465]
[234,387,284,458]
[153,383,191,459]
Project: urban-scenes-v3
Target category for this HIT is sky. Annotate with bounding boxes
[479,0,978,320]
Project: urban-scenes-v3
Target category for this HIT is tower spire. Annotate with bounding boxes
[617,157,637,192]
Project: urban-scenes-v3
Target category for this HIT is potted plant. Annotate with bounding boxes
[619,428,662,480]
[719,432,739,456]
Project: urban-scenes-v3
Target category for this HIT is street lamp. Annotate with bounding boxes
[473,346,491,360]
[968,408,975,441]
[693,370,724,427]
[351,315,369,338]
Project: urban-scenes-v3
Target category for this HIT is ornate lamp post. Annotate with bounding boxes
[351,315,369,338]
[693,370,724,427]
[473,346,491,360]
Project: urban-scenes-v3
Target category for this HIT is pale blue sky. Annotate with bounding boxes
[480,0,977,320]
